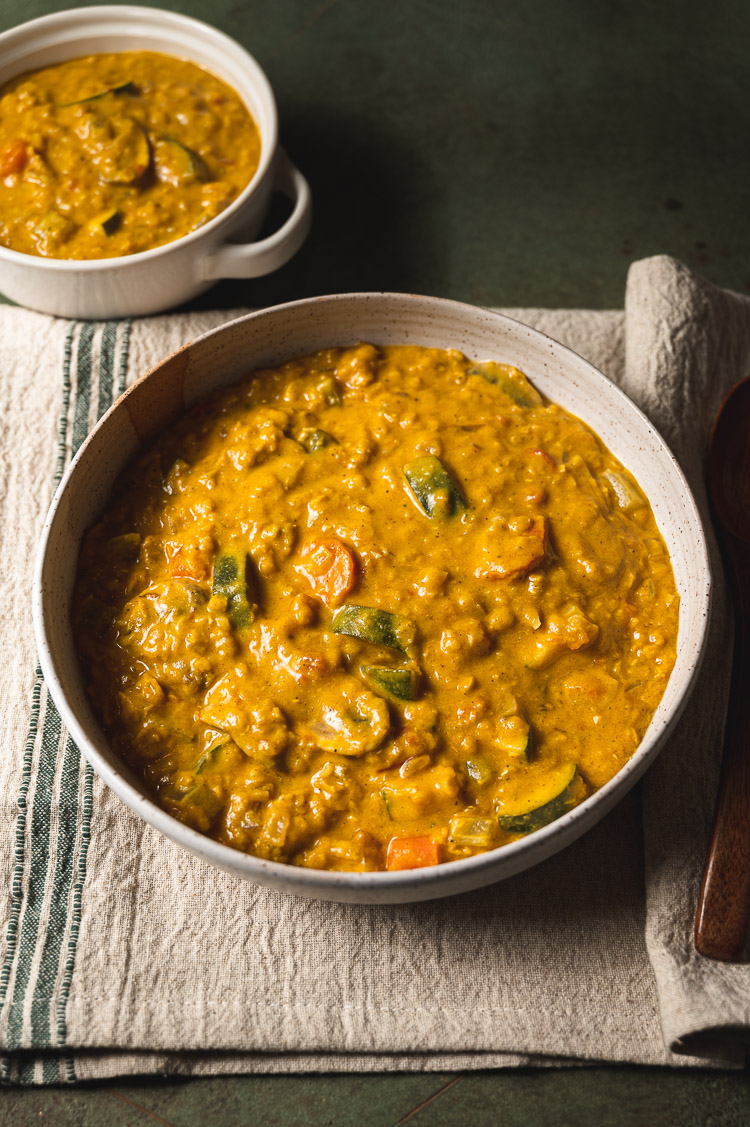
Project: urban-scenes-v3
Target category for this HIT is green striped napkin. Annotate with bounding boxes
[1,260,748,1084]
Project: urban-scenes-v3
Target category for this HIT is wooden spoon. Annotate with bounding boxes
[695,375,750,961]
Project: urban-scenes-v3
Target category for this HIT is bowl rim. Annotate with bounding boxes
[0,4,278,271]
[33,292,713,899]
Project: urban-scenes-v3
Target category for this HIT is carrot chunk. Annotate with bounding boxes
[476,515,548,581]
[168,545,210,582]
[526,447,557,468]
[386,836,441,871]
[297,538,357,607]
[0,139,28,178]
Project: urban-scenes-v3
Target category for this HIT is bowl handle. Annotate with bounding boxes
[200,151,311,280]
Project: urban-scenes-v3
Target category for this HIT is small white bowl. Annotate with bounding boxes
[33,294,711,903]
[0,6,311,318]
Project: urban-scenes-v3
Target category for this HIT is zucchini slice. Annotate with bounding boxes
[108,531,140,564]
[81,114,151,184]
[110,81,140,97]
[602,470,644,512]
[319,375,341,407]
[497,712,533,763]
[468,361,543,408]
[361,665,419,701]
[90,208,122,237]
[166,780,223,825]
[403,455,466,519]
[154,137,211,186]
[380,787,423,822]
[448,815,498,848]
[332,604,410,653]
[60,81,139,108]
[297,427,336,452]
[465,755,494,785]
[194,740,234,775]
[77,594,115,638]
[496,763,584,834]
[212,549,256,632]
[33,209,74,252]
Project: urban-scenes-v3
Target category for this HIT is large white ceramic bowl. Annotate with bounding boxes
[0,6,311,318]
[33,294,711,902]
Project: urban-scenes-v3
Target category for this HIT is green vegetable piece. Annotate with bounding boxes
[465,756,494,785]
[60,81,139,107]
[164,458,191,493]
[297,428,336,452]
[403,455,466,520]
[497,763,584,835]
[319,375,341,406]
[154,137,211,186]
[448,815,498,848]
[77,594,115,637]
[194,740,231,774]
[163,580,208,616]
[212,549,256,632]
[380,787,422,822]
[168,780,223,821]
[468,361,543,408]
[361,665,419,701]
[78,114,151,184]
[91,208,122,237]
[108,531,140,564]
[332,605,410,653]
[602,470,644,512]
[498,716,533,763]
[33,210,74,252]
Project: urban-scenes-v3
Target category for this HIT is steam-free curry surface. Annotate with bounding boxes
[0,52,259,258]
[74,346,678,872]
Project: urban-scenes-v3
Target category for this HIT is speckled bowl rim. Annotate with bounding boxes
[0,5,279,270]
[33,294,712,902]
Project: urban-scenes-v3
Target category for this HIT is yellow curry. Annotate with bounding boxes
[73,345,678,872]
[0,52,260,258]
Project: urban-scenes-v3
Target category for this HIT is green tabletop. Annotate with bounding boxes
[3,0,750,1122]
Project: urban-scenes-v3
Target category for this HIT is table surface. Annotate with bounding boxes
[2,0,750,1121]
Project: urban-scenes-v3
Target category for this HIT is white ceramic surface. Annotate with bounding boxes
[34,294,712,903]
[0,7,311,318]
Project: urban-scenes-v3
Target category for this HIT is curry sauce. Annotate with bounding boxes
[0,51,260,258]
[73,345,679,872]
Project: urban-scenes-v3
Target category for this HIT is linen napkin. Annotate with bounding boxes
[0,256,747,1085]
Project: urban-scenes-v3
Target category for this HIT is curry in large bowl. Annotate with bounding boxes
[72,343,678,873]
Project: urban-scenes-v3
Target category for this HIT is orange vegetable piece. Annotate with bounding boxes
[0,139,28,178]
[476,515,548,581]
[297,538,357,607]
[168,545,210,582]
[386,836,441,871]
[526,447,557,468]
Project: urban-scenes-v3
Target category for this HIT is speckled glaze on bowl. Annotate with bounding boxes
[0,6,311,318]
[33,294,711,903]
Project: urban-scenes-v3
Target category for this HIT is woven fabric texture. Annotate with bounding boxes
[0,257,747,1084]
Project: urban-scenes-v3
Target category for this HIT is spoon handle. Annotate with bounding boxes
[695,539,750,961]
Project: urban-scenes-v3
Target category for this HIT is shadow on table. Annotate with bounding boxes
[183,107,435,315]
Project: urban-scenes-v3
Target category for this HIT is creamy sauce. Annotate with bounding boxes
[73,345,679,872]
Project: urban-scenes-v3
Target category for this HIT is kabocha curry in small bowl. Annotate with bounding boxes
[73,343,678,874]
[0,50,260,259]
